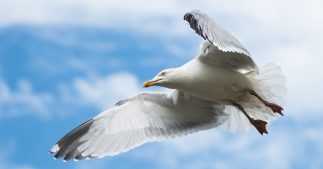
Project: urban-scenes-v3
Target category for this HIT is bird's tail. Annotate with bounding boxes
[220,63,287,132]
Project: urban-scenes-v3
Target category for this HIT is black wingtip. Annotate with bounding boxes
[183,12,207,40]
[115,100,125,106]
[183,13,193,22]
[183,13,190,20]
[50,119,94,161]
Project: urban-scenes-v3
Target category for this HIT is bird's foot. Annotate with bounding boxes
[251,119,268,135]
[248,90,284,116]
[265,102,284,116]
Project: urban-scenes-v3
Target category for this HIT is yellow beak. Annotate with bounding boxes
[143,79,161,88]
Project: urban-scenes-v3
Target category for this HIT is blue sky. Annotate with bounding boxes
[0,1,323,169]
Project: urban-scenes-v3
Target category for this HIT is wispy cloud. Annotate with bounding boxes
[74,72,141,109]
[1,1,322,37]
[0,72,143,119]
[0,79,52,119]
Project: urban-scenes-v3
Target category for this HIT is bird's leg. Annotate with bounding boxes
[248,90,284,116]
[232,102,268,135]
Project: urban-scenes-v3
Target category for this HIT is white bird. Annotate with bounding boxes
[49,10,286,161]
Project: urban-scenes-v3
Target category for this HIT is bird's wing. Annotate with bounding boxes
[49,90,228,161]
[184,10,258,73]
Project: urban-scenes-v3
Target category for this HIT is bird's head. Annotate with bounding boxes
[143,68,178,88]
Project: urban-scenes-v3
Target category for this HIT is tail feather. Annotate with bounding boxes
[221,63,287,132]
[221,106,253,132]
[248,63,287,105]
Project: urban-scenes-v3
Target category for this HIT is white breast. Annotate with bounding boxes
[176,59,252,103]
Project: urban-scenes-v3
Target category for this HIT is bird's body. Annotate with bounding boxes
[170,58,252,104]
[50,10,286,161]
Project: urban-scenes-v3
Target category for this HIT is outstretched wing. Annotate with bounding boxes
[184,10,258,73]
[49,90,228,161]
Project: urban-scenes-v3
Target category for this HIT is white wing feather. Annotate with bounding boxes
[49,90,228,161]
[184,10,248,55]
[184,10,258,73]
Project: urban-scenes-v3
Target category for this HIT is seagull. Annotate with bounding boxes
[49,10,286,161]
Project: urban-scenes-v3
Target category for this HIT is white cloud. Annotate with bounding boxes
[0,0,188,36]
[0,72,148,119]
[74,72,141,109]
[1,0,322,37]
[0,79,53,119]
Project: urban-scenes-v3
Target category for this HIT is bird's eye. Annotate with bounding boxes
[160,72,166,76]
